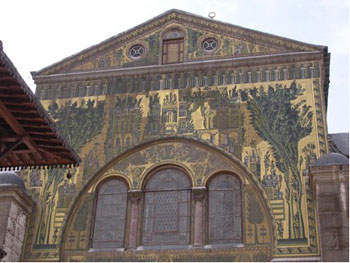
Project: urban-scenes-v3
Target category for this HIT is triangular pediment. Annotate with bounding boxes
[34,9,325,76]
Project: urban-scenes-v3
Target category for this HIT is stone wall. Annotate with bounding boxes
[0,186,34,262]
[310,164,349,262]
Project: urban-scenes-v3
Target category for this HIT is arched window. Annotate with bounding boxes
[92,178,128,249]
[142,167,191,246]
[208,174,242,244]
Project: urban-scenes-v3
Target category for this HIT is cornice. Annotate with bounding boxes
[0,185,35,215]
[34,51,323,84]
[174,10,322,52]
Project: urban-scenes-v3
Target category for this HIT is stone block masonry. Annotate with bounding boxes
[310,164,349,262]
[0,186,34,262]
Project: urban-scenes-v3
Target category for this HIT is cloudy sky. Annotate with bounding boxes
[1,0,348,132]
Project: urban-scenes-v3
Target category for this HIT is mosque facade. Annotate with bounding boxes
[0,9,347,262]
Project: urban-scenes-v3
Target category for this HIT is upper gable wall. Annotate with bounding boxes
[69,23,280,73]
[34,10,324,76]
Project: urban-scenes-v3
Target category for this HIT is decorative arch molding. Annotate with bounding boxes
[90,173,132,192]
[160,24,187,40]
[59,136,276,261]
[140,162,194,190]
[204,169,246,186]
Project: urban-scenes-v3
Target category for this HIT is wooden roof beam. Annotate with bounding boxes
[17,119,47,126]
[0,85,22,90]
[0,100,47,163]
[3,101,33,107]
[11,153,24,166]
[0,89,24,96]
[5,104,37,112]
[12,112,41,119]
[0,138,24,160]
[0,97,30,104]
[0,134,22,142]
[30,134,59,140]
[20,126,54,133]
[38,149,71,163]
[0,76,15,82]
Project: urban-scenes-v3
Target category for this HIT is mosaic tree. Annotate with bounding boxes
[35,100,105,244]
[247,192,264,244]
[240,82,313,240]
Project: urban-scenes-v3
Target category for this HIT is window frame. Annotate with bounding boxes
[129,44,146,60]
[205,173,244,248]
[162,38,184,65]
[202,38,218,53]
[139,165,193,250]
[90,177,129,251]
[88,168,246,252]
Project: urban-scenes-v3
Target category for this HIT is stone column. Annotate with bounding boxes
[169,77,173,90]
[239,72,244,83]
[247,72,252,83]
[159,78,165,90]
[310,164,349,262]
[127,190,142,249]
[222,72,227,85]
[0,185,34,262]
[309,67,315,78]
[274,69,280,80]
[203,76,208,86]
[195,76,199,87]
[141,80,146,92]
[230,73,235,84]
[213,74,218,85]
[192,187,206,247]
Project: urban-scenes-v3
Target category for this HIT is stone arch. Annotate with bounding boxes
[204,169,246,186]
[160,25,186,40]
[59,136,276,261]
[91,174,132,192]
[140,162,195,189]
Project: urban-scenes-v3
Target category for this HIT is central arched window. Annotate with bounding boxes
[142,167,191,246]
[92,178,128,249]
[208,174,242,244]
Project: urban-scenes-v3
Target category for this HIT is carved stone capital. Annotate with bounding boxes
[128,190,142,203]
[192,187,206,201]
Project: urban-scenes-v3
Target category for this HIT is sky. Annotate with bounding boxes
[1,0,349,133]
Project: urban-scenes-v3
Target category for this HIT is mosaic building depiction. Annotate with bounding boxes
[3,9,348,262]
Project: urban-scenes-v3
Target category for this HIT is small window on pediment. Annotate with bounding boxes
[162,29,185,65]
[202,38,218,52]
[129,44,145,59]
